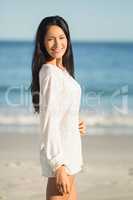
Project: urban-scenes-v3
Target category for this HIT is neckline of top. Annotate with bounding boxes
[43,63,80,86]
[45,63,66,71]
[44,63,69,75]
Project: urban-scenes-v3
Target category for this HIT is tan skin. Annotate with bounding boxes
[44,25,86,198]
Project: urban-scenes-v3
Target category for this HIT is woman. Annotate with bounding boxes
[31,15,86,200]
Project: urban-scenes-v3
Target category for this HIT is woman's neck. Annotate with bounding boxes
[46,58,65,69]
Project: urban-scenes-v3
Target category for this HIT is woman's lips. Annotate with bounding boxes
[52,48,63,53]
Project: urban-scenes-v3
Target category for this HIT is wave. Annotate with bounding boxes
[0,112,133,128]
[0,114,39,125]
[80,111,133,127]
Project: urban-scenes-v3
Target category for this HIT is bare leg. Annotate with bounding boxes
[46,175,77,200]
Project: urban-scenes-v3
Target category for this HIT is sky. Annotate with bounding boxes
[0,0,133,41]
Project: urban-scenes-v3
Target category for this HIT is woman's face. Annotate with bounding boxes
[44,25,68,59]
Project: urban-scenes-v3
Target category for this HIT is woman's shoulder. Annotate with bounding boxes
[39,63,56,80]
[39,63,53,76]
[39,63,63,85]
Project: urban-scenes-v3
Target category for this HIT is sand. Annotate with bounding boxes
[0,132,133,200]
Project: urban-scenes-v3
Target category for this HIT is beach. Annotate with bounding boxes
[0,131,133,200]
[0,40,133,199]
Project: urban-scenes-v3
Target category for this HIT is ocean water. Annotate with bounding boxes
[0,41,133,135]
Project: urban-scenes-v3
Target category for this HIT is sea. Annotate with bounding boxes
[0,41,133,135]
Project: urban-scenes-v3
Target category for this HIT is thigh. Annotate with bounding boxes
[46,175,77,200]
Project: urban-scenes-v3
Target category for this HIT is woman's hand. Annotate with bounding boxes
[79,119,86,136]
[55,166,70,195]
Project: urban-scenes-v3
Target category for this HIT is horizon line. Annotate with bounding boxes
[0,39,133,43]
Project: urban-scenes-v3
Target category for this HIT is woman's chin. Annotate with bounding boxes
[51,54,63,59]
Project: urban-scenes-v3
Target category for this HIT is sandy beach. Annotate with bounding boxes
[0,131,133,200]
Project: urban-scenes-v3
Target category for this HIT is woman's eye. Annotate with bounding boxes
[48,37,65,41]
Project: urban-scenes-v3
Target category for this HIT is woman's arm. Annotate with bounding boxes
[40,69,71,195]
[39,70,67,174]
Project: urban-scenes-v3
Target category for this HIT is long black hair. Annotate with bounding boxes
[31,15,75,114]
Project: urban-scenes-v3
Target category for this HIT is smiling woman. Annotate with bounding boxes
[30,15,84,200]
[44,26,68,60]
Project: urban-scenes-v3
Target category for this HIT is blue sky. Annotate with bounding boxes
[0,0,133,41]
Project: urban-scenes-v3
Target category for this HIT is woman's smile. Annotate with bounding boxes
[52,48,64,53]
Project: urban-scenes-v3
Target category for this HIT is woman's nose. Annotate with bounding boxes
[53,39,61,48]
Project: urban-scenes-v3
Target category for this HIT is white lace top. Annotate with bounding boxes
[39,63,83,177]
